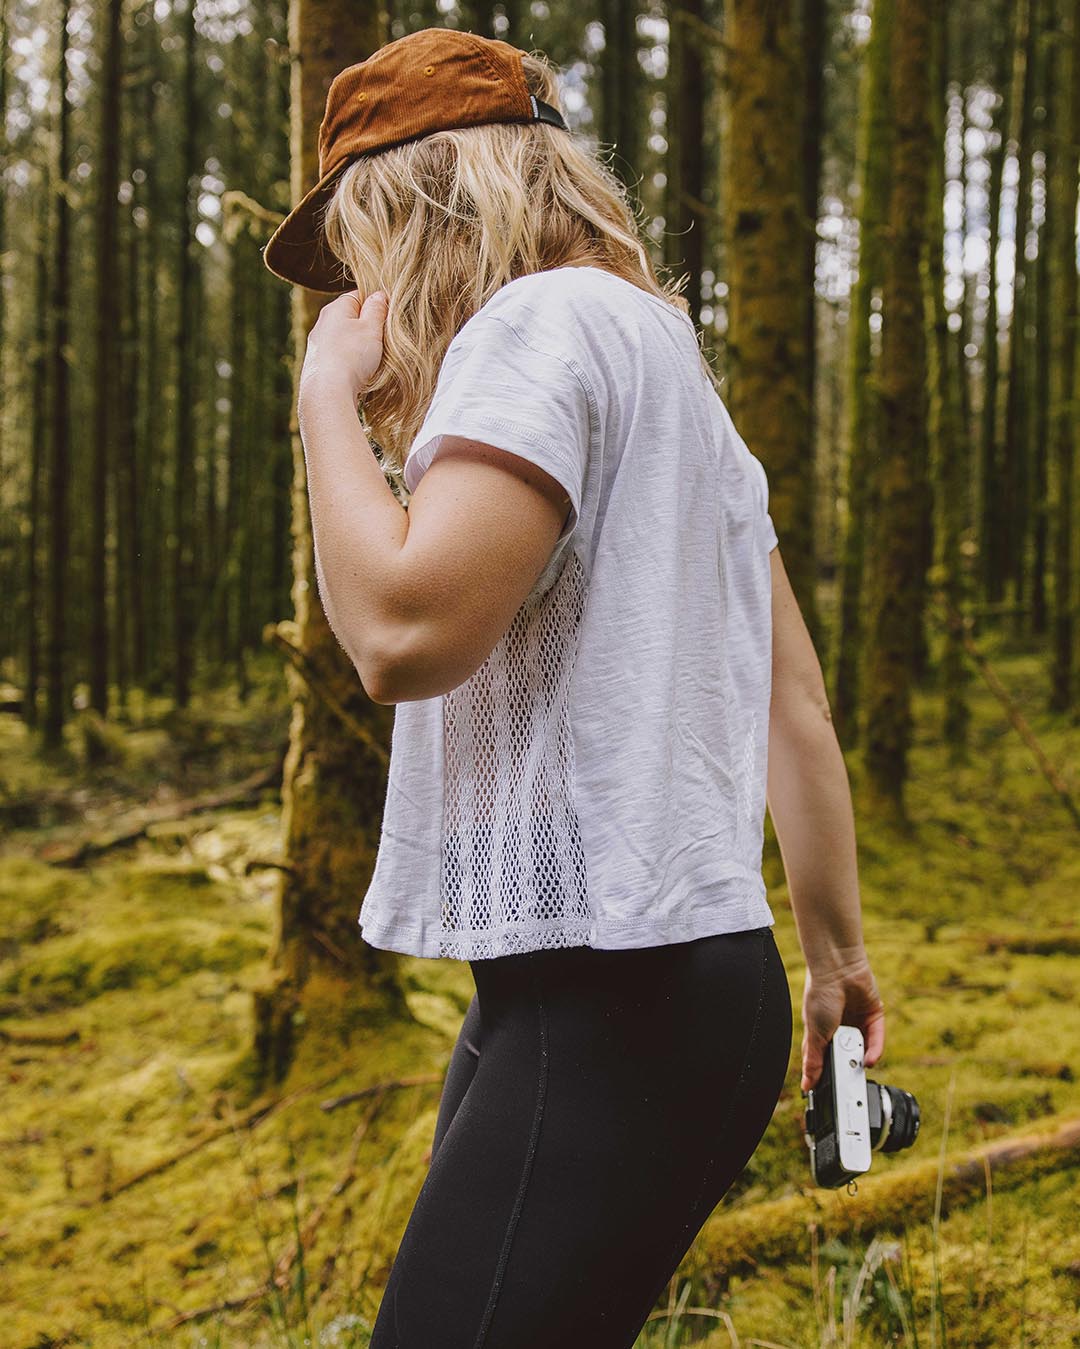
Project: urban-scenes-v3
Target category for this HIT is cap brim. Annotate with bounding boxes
[262,162,355,293]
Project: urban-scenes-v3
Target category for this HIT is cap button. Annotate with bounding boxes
[424,64,435,75]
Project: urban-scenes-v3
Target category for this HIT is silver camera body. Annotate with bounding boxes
[802,1024,920,1189]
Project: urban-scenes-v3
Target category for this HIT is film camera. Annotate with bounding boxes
[802,1024,921,1189]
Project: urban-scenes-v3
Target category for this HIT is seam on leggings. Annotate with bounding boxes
[686,929,771,1219]
[472,980,550,1348]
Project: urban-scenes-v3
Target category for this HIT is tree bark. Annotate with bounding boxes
[250,0,406,1091]
[722,0,817,639]
[834,0,894,749]
[89,0,124,725]
[1049,0,1079,710]
[862,0,933,823]
[45,0,74,752]
[926,0,971,755]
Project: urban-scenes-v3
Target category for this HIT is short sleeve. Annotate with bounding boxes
[403,314,593,545]
[751,455,779,552]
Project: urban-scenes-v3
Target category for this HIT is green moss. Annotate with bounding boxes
[1,650,1079,1345]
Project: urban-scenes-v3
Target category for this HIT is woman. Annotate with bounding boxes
[264,25,886,1349]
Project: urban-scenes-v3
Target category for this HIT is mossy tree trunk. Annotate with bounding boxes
[862,0,933,824]
[834,0,893,749]
[1049,0,1079,711]
[926,0,972,757]
[722,0,816,639]
[979,0,1013,610]
[251,0,406,1090]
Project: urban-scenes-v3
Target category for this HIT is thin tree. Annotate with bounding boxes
[862,0,933,823]
[0,0,9,661]
[598,0,642,204]
[1000,0,1038,615]
[90,0,124,724]
[45,0,74,751]
[926,0,971,756]
[173,0,200,707]
[1031,0,1054,636]
[978,0,1014,609]
[1049,0,1079,711]
[834,0,894,748]
[26,158,52,731]
[663,0,707,324]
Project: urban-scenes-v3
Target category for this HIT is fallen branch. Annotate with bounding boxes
[104,1073,343,1199]
[321,1072,443,1112]
[0,1026,80,1046]
[38,763,282,867]
[157,1088,389,1331]
[687,1113,1080,1296]
[106,1070,439,1199]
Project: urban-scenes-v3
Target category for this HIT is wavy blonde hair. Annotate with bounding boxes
[320,46,720,480]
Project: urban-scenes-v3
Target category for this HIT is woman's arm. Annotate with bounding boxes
[764,546,886,1091]
[296,291,575,704]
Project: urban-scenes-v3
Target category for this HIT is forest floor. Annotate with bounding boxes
[1,632,1079,1347]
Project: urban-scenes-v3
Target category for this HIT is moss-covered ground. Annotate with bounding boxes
[1,634,1078,1347]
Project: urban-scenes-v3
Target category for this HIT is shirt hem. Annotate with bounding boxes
[357,895,775,962]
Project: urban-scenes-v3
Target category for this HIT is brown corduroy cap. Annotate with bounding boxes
[262,27,571,294]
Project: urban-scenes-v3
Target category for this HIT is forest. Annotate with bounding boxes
[1,0,1079,1344]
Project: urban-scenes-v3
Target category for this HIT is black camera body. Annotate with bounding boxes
[802,1024,921,1189]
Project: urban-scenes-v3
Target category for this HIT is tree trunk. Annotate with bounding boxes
[89,0,123,726]
[251,0,406,1091]
[0,0,9,670]
[979,0,1012,608]
[26,163,51,732]
[1031,0,1054,637]
[1049,0,1079,711]
[45,0,74,752]
[926,0,971,756]
[1001,0,1037,616]
[722,0,816,640]
[834,0,894,749]
[801,0,826,585]
[173,0,200,708]
[598,0,642,204]
[862,0,933,823]
[663,0,707,324]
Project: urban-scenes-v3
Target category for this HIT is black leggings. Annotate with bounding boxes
[370,925,792,1348]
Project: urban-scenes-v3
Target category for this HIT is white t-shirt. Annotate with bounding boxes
[358,265,779,961]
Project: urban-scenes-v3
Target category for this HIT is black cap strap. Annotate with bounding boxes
[530,94,570,131]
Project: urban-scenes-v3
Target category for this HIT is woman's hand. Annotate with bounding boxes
[299,288,389,405]
[800,952,885,1093]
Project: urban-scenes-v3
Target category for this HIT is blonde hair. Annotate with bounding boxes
[320,47,721,478]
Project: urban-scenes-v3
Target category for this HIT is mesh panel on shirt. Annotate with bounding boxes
[437,547,593,960]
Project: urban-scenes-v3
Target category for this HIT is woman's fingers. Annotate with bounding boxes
[862,1007,886,1070]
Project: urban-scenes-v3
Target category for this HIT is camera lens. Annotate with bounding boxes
[872,1083,920,1153]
